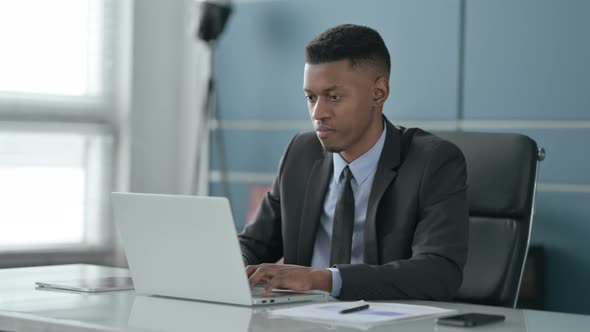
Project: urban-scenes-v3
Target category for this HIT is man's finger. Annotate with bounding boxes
[245,265,259,277]
[263,274,285,295]
[248,266,276,288]
[249,270,268,289]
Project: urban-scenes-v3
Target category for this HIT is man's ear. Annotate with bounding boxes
[372,76,389,107]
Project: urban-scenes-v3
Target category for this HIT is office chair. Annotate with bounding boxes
[434,131,545,308]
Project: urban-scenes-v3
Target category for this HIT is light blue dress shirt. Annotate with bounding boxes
[310,124,387,297]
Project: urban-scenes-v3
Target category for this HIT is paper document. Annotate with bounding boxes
[269,300,455,328]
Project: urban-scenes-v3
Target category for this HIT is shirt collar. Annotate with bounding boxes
[333,122,387,185]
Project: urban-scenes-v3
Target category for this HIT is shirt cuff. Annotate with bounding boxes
[327,267,342,297]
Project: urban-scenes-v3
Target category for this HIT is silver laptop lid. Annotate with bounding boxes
[112,193,253,306]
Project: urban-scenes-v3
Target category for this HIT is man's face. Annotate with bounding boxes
[303,59,383,161]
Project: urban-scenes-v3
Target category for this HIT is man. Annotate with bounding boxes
[239,24,468,301]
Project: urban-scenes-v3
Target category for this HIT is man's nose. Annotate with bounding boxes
[312,98,329,120]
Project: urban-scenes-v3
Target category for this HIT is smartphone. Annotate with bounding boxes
[436,313,505,327]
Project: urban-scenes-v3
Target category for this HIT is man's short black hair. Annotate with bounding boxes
[305,24,391,77]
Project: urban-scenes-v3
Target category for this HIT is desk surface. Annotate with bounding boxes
[0,264,588,332]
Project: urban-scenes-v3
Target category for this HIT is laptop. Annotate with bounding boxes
[112,192,326,306]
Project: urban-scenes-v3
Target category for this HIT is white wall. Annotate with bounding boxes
[128,0,209,195]
[109,0,209,267]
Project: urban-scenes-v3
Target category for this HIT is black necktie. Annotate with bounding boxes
[330,166,355,265]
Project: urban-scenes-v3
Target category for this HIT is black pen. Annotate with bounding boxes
[340,304,370,314]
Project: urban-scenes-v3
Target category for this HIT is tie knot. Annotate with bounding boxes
[342,166,353,182]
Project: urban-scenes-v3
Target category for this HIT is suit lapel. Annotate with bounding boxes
[297,153,333,266]
[364,120,402,264]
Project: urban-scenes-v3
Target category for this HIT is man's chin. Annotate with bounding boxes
[319,142,341,153]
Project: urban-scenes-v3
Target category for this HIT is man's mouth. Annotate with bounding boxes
[315,126,335,139]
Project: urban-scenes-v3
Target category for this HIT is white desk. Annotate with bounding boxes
[0,264,588,332]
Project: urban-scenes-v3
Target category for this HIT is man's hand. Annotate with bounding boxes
[246,264,332,295]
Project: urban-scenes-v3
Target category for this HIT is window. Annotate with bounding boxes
[0,0,121,255]
[0,126,112,250]
[0,0,105,98]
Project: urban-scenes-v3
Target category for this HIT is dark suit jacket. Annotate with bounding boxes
[239,118,469,301]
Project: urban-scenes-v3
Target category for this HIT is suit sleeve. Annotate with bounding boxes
[238,135,298,265]
[335,141,469,301]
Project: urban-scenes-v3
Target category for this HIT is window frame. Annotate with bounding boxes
[0,0,126,267]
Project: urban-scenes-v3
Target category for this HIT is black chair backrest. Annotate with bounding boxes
[434,131,540,307]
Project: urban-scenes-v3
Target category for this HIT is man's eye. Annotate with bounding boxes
[305,95,317,102]
[329,95,341,102]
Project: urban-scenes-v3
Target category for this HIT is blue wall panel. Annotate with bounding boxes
[209,182,272,231]
[531,191,590,314]
[463,0,590,120]
[209,129,300,173]
[215,0,462,120]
